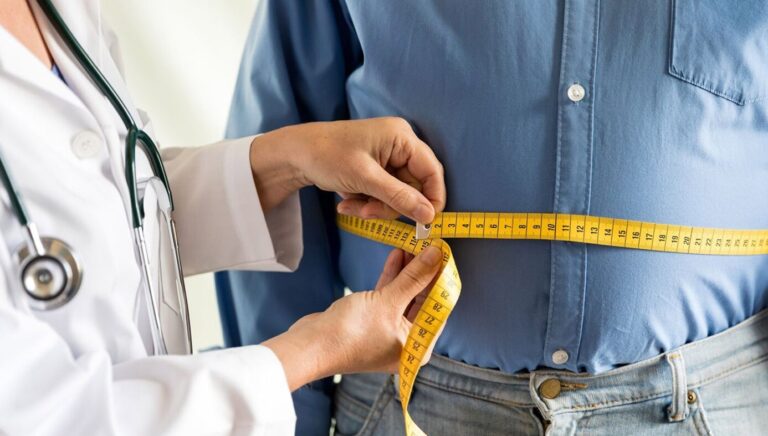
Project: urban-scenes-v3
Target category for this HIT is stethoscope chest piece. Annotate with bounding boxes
[16,237,82,310]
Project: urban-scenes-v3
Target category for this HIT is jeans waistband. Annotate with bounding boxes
[409,309,768,415]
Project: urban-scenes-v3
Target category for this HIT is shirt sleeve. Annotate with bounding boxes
[217,1,363,434]
[161,137,303,276]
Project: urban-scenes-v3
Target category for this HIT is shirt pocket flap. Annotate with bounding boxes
[670,0,768,105]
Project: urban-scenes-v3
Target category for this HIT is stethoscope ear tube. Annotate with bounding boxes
[134,226,168,355]
[37,0,174,229]
[168,219,193,354]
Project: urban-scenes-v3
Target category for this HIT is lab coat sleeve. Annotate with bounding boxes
[0,302,296,435]
[161,137,303,275]
[0,224,294,435]
[100,10,302,276]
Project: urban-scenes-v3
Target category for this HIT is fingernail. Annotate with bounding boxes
[337,204,349,214]
[419,246,442,266]
[414,203,434,224]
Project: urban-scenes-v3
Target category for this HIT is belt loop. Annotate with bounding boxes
[665,351,688,422]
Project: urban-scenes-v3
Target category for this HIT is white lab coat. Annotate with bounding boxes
[0,1,303,434]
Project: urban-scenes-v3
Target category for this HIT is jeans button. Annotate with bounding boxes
[687,390,697,404]
[539,379,562,400]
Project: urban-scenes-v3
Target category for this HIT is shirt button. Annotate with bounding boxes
[71,131,103,159]
[552,349,570,365]
[567,83,586,102]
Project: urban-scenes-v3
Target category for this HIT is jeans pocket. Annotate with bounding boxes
[692,357,768,436]
[669,0,768,105]
[333,374,393,436]
[685,389,715,436]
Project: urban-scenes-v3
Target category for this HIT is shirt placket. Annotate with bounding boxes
[544,0,600,370]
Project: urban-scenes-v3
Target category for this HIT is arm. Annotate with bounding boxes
[0,241,295,435]
[0,240,441,435]
[164,117,445,276]
[263,246,443,391]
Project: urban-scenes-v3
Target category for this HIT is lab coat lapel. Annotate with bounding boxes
[0,0,141,137]
[30,0,143,137]
[26,0,144,244]
[0,24,83,111]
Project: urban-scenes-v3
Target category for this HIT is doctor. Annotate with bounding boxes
[0,1,447,435]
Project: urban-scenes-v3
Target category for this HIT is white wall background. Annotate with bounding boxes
[101,0,260,350]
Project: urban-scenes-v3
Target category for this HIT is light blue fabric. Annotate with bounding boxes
[219,0,768,432]
[334,310,768,435]
[51,64,66,84]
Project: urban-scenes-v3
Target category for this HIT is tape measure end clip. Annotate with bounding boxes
[416,223,431,240]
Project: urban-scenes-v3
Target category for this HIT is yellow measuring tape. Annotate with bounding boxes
[337,211,768,435]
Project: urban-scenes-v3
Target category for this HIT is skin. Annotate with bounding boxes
[251,117,445,222]
[0,0,52,68]
[2,1,447,391]
[263,247,443,390]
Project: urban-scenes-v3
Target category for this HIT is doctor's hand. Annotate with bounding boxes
[249,117,445,224]
[262,246,443,391]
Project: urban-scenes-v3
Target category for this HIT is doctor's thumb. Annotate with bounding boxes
[382,246,443,307]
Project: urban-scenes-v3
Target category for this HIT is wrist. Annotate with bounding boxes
[248,130,307,212]
[262,323,337,391]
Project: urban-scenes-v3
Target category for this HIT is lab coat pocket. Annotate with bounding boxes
[669,0,768,105]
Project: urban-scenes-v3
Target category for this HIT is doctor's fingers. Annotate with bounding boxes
[337,197,399,220]
[338,168,424,220]
[336,193,393,219]
[374,249,416,290]
[386,130,446,215]
[354,162,437,224]
[379,246,442,310]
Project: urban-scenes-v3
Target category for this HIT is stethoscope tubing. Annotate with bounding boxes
[37,0,175,228]
[0,148,46,256]
[0,0,192,355]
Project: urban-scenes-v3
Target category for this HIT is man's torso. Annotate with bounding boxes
[336,0,768,373]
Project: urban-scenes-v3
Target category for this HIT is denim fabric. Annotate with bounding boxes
[335,310,768,435]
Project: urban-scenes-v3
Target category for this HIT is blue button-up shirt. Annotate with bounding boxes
[218,0,768,431]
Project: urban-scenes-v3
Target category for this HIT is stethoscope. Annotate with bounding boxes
[0,0,192,355]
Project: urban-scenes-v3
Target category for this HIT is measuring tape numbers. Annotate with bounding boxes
[417,212,768,255]
[337,211,768,435]
[337,214,459,436]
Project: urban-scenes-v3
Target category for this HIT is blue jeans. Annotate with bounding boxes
[334,310,768,435]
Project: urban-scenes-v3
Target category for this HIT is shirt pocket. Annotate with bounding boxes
[669,0,768,105]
